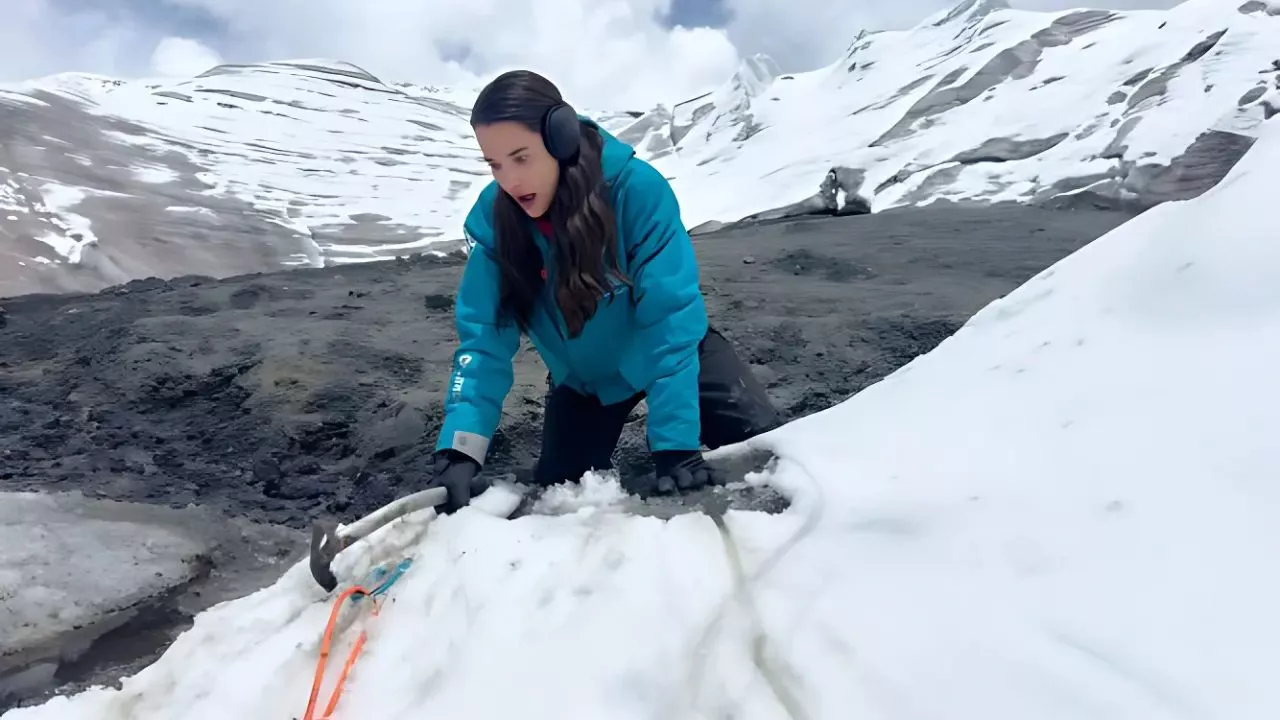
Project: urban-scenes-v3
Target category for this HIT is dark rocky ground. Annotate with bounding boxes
[0,202,1136,709]
[0,203,1136,528]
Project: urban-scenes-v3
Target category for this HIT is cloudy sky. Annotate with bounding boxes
[3,0,1182,109]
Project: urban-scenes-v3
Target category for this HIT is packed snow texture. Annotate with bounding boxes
[0,493,302,703]
[0,495,209,697]
[7,75,1279,720]
[2,0,1278,295]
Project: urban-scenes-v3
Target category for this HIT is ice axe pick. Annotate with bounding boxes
[308,486,449,592]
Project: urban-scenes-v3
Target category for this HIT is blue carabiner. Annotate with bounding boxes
[352,558,414,602]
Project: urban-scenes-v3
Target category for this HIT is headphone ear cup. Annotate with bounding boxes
[542,104,581,162]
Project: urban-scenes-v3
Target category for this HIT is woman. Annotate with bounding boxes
[423,70,780,513]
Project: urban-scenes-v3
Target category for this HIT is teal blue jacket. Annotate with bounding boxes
[435,119,708,465]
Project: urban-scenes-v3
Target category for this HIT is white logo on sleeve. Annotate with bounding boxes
[451,353,473,398]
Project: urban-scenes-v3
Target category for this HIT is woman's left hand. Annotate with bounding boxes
[652,450,726,494]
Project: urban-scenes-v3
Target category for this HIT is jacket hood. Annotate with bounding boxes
[576,115,636,185]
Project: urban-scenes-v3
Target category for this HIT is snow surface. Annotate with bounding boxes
[0,494,209,694]
[0,492,308,705]
[7,80,1280,720]
[30,185,99,263]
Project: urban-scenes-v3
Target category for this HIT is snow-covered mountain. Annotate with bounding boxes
[1,0,1277,297]
[0,60,490,298]
[646,0,1280,228]
[0,59,651,297]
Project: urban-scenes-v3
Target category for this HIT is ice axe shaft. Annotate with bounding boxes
[309,486,448,592]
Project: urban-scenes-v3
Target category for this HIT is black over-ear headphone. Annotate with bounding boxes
[541,103,581,164]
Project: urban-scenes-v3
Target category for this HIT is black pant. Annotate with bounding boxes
[532,327,781,486]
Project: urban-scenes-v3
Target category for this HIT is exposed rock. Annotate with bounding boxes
[1238,0,1280,16]
[949,133,1070,164]
[927,0,1011,28]
[669,54,779,148]
[613,106,676,161]
[871,10,1119,147]
[877,133,1072,207]
[1035,128,1257,210]
[1239,85,1269,106]
[1125,30,1227,115]
[1119,129,1258,205]
[729,166,871,227]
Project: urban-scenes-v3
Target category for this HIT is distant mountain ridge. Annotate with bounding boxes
[2,0,1277,297]
[632,0,1278,228]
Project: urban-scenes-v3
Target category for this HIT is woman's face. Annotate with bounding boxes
[475,120,560,218]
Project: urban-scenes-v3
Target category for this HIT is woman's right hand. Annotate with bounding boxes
[425,449,488,514]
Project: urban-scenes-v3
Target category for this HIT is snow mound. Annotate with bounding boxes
[7,91,1279,720]
[636,0,1280,227]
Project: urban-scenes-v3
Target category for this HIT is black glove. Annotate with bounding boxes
[423,449,488,514]
[652,450,725,495]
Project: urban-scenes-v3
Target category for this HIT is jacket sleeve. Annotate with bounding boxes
[620,162,708,453]
[434,227,521,465]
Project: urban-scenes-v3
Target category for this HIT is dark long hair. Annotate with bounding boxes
[470,70,630,338]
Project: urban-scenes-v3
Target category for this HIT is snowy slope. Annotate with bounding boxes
[7,79,1279,720]
[642,0,1280,227]
[0,60,486,297]
[0,59,662,297]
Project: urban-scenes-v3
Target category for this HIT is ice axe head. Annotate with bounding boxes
[304,484,454,593]
[309,520,346,593]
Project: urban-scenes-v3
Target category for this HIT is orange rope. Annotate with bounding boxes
[302,584,381,720]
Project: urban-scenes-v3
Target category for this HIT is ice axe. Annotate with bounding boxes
[308,486,449,592]
[308,472,494,592]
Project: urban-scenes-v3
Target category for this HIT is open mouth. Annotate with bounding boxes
[516,193,537,208]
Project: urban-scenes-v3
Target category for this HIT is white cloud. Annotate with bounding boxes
[156,0,743,108]
[150,36,224,77]
[0,0,150,81]
[0,0,1187,109]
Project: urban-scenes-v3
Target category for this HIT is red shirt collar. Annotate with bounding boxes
[532,217,551,280]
